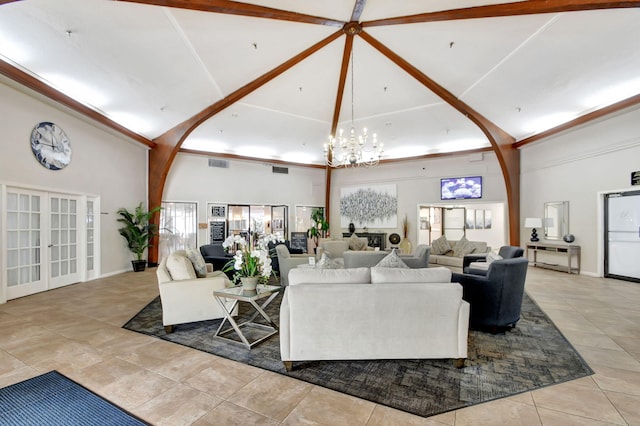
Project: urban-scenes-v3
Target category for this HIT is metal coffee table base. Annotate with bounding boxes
[213,287,279,349]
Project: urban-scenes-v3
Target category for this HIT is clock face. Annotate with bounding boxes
[30,122,72,170]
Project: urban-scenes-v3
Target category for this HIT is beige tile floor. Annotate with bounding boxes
[1,267,640,425]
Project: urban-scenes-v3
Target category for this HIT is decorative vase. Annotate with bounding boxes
[399,238,412,255]
[348,223,355,234]
[240,276,259,291]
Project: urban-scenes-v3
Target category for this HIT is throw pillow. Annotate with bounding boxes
[453,236,475,257]
[431,235,451,255]
[316,253,340,269]
[486,251,503,264]
[166,253,197,280]
[348,234,367,251]
[375,249,409,269]
[186,248,208,278]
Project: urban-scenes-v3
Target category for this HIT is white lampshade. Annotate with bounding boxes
[524,217,542,228]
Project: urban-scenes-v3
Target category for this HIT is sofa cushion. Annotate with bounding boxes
[371,266,452,283]
[486,251,503,264]
[431,235,451,255]
[166,252,197,280]
[347,234,367,251]
[186,248,208,278]
[453,236,475,257]
[288,267,370,286]
[375,250,409,269]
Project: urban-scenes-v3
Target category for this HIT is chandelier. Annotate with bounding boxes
[324,51,383,167]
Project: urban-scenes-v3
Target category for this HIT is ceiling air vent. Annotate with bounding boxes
[208,158,229,168]
[272,166,289,174]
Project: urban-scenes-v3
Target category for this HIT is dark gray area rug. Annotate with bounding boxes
[0,371,148,425]
[123,291,592,418]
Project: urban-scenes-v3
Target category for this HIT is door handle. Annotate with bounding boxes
[48,244,54,248]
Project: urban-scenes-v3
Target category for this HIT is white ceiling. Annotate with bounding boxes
[1,0,639,165]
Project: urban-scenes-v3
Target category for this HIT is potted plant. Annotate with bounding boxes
[116,203,162,272]
[308,207,329,245]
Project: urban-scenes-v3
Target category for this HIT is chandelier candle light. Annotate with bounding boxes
[324,49,383,167]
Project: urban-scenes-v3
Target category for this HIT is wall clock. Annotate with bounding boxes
[30,121,72,170]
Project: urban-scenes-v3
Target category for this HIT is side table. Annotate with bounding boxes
[213,284,280,349]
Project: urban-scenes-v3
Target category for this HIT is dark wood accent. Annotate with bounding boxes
[0,61,155,148]
[359,31,520,246]
[343,232,387,250]
[325,166,332,230]
[117,0,344,27]
[0,0,20,5]
[147,30,344,263]
[179,148,326,169]
[350,0,367,22]
[283,361,293,372]
[514,92,640,148]
[164,325,174,333]
[363,0,640,27]
[454,358,465,369]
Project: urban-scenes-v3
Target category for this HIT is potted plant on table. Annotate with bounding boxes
[117,203,162,272]
[222,233,283,290]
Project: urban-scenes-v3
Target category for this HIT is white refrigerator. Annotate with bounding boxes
[606,191,640,281]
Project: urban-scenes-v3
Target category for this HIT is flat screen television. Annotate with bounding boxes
[440,176,482,200]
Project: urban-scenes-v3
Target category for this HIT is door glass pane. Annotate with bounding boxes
[32,195,40,211]
[19,194,29,210]
[159,201,197,260]
[32,266,40,281]
[7,231,18,249]
[51,262,59,277]
[51,214,59,228]
[32,213,40,228]
[51,197,59,212]
[19,212,30,228]
[69,200,76,213]
[8,269,19,286]
[61,198,68,213]
[7,250,18,268]
[7,192,17,210]
[7,212,17,228]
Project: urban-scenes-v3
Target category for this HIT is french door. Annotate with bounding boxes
[3,186,93,301]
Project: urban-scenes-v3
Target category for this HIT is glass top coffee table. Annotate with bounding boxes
[212,284,280,349]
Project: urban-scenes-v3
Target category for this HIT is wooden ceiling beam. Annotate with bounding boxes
[351,0,368,22]
[147,29,344,263]
[359,30,520,245]
[0,60,155,148]
[363,0,640,27]
[116,0,344,27]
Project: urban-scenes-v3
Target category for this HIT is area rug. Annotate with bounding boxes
[0,370,148,425]
[123,292,592,418]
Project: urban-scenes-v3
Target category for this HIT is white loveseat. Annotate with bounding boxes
[429,239,491,269]
[280,267,469,371]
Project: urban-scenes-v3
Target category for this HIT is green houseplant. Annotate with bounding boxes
[308,207,329,245]
[117,203,162,272]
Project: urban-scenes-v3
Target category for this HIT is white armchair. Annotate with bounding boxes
[275,245,313,286]
[157,250,236,333]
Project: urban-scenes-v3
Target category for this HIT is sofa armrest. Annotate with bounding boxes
[462,254,488,269]
[279,256,314,286]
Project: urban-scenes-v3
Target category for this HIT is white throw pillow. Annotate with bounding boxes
[166,253,197,280]
[186,248,207,278]
[348,234,367,251]
[431,235,451,255]
[453,236,474,257]
[375,250,409,269]
[288,267,371,285]
[371,266,452,283]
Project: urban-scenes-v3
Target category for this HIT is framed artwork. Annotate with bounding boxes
[475,210,484,229]
[484,210,492,229]
[466,209,475,229]
[339,184,397,228]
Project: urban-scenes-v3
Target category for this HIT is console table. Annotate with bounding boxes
[526,243,581,274]
[342,232,387,250]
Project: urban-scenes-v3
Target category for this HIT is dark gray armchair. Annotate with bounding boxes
[462,245,524,275]
[199,244,232,276]
[451,257,529,333]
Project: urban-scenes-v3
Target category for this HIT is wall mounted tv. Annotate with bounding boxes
[440,176,482,200]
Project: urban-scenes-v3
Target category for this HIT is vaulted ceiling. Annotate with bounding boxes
[2,0,640,167]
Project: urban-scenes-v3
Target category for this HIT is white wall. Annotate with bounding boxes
[0,79,148,275]
[520,107,640,276]
[329,152,509,249]
[163,153,326,245]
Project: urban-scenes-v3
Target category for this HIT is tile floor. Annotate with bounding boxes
[1,267,640,425]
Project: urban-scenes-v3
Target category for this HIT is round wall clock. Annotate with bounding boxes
[30,121,72,170]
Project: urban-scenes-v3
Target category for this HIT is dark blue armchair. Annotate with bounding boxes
[452,257,529,333]
[462,245,524,275]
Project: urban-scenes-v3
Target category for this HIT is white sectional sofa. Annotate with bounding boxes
[280,267,469,371]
